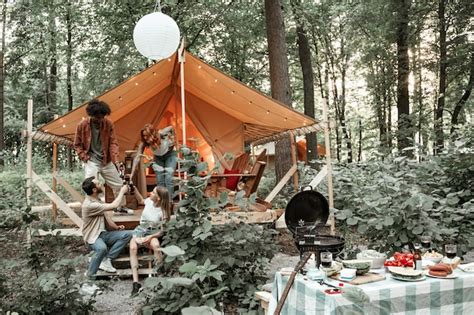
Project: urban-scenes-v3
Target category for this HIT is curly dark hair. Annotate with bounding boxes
[86,99,111,117]
[82,176,96,195]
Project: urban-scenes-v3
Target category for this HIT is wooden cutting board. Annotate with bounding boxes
[331,272,385,285]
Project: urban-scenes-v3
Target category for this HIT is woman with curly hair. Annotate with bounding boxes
[133,123,177,200]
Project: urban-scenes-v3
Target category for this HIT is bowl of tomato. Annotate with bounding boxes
[384,252,414,269]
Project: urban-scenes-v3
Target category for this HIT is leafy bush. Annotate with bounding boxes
[332,136,474,255]
[0,177,96,314]
[141,148,277,314]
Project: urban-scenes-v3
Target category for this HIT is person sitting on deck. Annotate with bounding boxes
[129,185,172,296]
[81,176,133,278]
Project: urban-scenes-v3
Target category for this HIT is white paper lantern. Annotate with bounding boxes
[133,12,180,60]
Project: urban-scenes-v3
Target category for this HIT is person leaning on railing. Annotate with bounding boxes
[132,123,177,200]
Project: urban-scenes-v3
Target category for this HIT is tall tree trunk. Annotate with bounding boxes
[450,52,473,134]
[290,0,317,165]
[339,37,352,163]
[381,61,390,151]
[387,86,393,150]
[66,2,74,169]
[395,0,412,156]
[434,0,447,154]
[0,0,6,167]
[358,120,362,162]
[413,35,425,158]
[264,0,293,181]
[47,2,57,120]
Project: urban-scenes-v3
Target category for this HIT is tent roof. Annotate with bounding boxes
[39,51,320,152]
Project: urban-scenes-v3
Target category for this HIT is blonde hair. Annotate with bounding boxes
[153,186,172,221]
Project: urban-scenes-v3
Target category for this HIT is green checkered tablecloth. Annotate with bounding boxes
[268,270,474,314]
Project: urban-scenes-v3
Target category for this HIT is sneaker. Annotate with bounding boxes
[80,283,102,296]
[131,282,142,296]
[98,258,117,273]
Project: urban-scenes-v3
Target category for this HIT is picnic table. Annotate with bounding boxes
[268,268,474,314]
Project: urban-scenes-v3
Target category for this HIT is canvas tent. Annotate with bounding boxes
[39,51,321,169]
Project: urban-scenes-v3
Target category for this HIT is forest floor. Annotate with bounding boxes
[0,227,298,315]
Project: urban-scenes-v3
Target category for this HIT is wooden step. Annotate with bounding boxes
[95,268,155,277]
[113,254,154,262]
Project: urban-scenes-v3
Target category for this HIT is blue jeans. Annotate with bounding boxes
[87,230,132,277]
[153,150,177,199]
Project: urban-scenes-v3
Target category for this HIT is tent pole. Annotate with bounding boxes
[26,99,33,206]
[52,142,58,221]
[322,97,335,235]
[178,40,187,202]
[289,132,298,191]
[179,44,186,147]
[51,114,59,221]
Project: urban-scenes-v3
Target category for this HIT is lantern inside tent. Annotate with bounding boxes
[133,12,180,60]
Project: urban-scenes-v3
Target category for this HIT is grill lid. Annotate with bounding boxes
[284,185,330,235]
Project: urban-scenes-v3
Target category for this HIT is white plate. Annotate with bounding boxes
[426,273,458,279]
[388,266,424,277]
[391,274,426,282]
[458,264,474,273]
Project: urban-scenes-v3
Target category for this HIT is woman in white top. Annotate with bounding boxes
[129,186,172,295]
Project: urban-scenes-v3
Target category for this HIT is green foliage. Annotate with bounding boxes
[0,171,96,313]
[332,136,474,255]
[141,148,277,314]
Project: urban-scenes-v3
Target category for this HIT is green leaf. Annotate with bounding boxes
[219,191,228,204]
[192,226,203,237]
[357,224,368,234]
[201,286,229,299]
[181,306,221,315]
[160,245,185,257]
[412,225,423,235]
[166,277,195,287]
[210,270,225,281]
[347,217,358,225]
[384,216,394,226]
[179,261,198,274]
[399,232,409,243]
[203,220,212,233]
[144,277,161,288]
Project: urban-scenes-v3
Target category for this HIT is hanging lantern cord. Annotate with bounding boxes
[154,0,161,12]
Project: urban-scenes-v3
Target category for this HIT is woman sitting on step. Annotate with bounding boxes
[129,186,172,296]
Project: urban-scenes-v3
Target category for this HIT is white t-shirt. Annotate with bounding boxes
[140,198,163,227]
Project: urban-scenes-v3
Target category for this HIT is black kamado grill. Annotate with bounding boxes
[285,186,345,265]
[274,186,345,314]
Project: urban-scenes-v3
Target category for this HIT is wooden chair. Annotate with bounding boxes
[231,152,251,173]
[208,161,266,198]
[254,148,267,165]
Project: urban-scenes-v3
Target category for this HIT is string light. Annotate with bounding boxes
[62,124,66,128]
[167,58,171,62]
[135,82,139,86]
[196,61,313,126]
[153,72,157,76]
[119,96,123,100]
